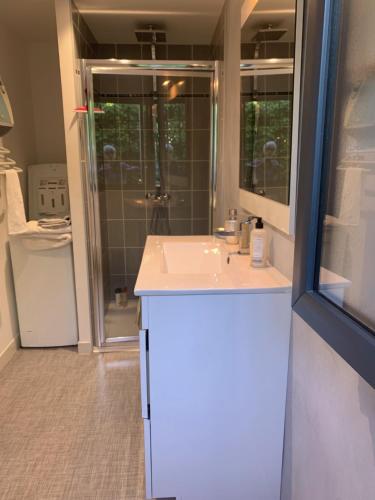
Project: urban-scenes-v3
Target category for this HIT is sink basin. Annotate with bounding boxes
[135,235,292,296]
[162,241,224,274]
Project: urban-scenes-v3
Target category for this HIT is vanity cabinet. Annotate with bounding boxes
[138,291,291,500]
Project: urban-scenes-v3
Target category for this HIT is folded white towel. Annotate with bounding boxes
[15,220,72,237]
[38,217,71,230]
[15,232,72,251]
[5,170,27,234]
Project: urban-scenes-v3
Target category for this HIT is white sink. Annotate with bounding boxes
[162,241,224,274]
[135,235,291,296]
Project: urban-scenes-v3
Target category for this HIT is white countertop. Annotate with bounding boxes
[134,235,292,296]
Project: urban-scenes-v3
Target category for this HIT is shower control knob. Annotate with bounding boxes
[160,193,171,201]
[146,192,171,202]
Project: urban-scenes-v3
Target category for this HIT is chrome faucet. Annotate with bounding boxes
[214,216,257,255]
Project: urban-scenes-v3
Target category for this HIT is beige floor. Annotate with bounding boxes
[0,347,145,500]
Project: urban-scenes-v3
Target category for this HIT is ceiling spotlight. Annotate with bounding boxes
[162,80,171,87]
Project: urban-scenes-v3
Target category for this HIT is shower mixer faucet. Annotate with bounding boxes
[146,192,171,202]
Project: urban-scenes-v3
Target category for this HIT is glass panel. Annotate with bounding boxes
[239,1,296,206]
[318,0,375,332]
[240,73,293,205]
[93,72,212,342]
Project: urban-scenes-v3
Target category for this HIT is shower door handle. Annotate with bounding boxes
[139,329,150,420]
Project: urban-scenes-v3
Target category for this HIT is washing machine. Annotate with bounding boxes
[9,224,78,347]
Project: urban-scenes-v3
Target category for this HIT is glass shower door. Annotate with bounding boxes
[90,69,213,345]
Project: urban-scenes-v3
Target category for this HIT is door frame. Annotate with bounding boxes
[81,59,219,347]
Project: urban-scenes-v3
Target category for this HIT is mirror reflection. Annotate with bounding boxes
[240,0,296,205]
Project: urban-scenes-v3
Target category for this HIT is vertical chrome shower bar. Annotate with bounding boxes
[210,61,220,234]
[150,40,162,190]
[82,61,106,347]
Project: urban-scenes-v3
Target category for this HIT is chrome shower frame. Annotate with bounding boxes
[81,59,219,348]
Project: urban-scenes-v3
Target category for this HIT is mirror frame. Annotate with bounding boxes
[239,0,304,235]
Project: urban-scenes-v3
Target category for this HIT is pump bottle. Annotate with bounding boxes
[250,217,267,268]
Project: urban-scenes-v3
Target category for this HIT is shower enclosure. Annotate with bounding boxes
[82,60,218,347]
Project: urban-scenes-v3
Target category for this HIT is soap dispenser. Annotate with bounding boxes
[250,217,267,268]
[224,208,240,244]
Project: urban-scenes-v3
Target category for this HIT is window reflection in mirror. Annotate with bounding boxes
[240,0,297,206]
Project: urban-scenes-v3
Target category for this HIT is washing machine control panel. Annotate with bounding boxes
[28,164,70,219]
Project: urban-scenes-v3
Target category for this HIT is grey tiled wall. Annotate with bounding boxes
[241,41,295,60]
[95,74,212,298]
[71,1,96,58]
[93,43,214,61]
[70,2,214,299]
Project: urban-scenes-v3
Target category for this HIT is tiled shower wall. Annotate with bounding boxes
[93,43,213,61]
[71,1,96,58]
[72,0,215,61]
[70,2,214,300]
[94,74,212,299]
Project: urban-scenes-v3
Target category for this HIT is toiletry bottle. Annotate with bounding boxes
[239,219,251,254]
[250,217,267,267]
[224,208,239,244]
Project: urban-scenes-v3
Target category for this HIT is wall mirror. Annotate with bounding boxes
[239,0,303,234]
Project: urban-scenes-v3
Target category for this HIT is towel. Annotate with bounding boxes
[18,220,71,236]
[8,220,72,251]
[16,232,72,251]
[38,217,71,231]
[5,169,27,234]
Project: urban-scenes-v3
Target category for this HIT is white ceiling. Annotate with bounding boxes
[242,0,296,43]
[0,0,57,43]
[75,0,226,44]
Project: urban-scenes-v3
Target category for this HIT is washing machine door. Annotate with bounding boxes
[9,232,78,347]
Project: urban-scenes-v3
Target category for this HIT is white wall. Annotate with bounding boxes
[280,1,375,494]
[0,24,36,196]
[282,313,375,500]
[265,224,294,281]
[213,0,242,229]
[0,23,36,366]
[28,41,66,164]
[0,168,20,369]
[0,13,67,368]
[0,21,66,204]
[55,0,93,352]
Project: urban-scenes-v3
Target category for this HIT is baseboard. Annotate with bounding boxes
[0,336,19,372]
[78,340,92,354]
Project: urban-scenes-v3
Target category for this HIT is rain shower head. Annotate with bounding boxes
[252,25,287,42]
[135,25,167,43]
